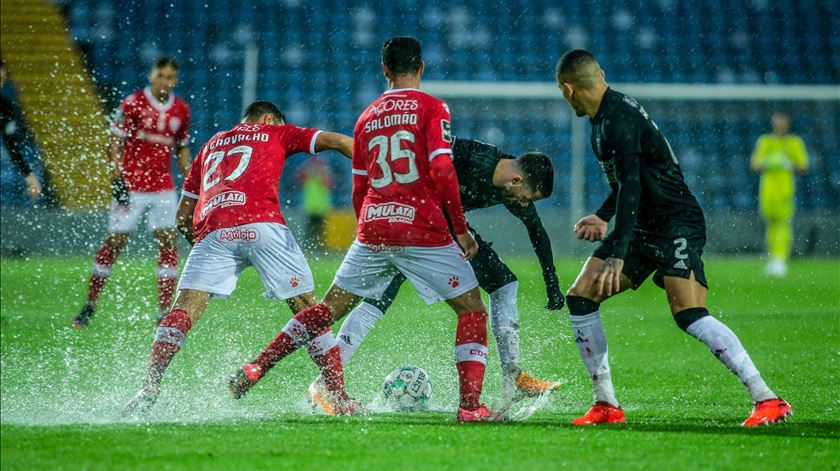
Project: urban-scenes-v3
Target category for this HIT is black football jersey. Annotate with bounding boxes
[590,88,705,259]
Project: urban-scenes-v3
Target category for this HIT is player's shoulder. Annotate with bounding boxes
[413,89,448,110]
[122,89,145,106]
[604,90,648,132]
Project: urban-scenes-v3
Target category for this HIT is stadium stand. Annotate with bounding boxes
[2,0,838,212]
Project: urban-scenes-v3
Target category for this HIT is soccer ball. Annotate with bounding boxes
[382,366,431,412]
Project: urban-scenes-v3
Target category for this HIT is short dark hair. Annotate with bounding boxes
[519,151,554,197]
[154,57,179,70]
[243,100,286,123]
[382,36,422,75]
[556,49,597,80]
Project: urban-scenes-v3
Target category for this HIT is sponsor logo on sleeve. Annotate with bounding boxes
[201,190,247,218]
[363,202,416,224]
[441,119,452,142]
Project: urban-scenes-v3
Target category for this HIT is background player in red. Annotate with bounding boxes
[73,57,191,328]
[123,100,353,414]
[228,37,503,422]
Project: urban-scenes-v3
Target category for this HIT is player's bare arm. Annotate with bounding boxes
[574,214,608,241]
[175,195,197,244]
[314,131,353,159]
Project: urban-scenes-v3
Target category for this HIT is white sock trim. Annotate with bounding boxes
[455,343,488,364]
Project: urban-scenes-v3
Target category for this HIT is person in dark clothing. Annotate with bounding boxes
[556,49,790,427]
[1,60,41,200]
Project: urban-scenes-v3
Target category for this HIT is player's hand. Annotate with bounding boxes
[546,289,565,310]
[111,177,130,206]
[455,231,478,261]
[574,214,608,242]
[592,257,624,297]
[24,174,41,200]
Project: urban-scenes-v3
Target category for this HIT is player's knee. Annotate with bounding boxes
[489,281,517,305]
[566,282,592,300]
[673,307,710,332]
[448,288,486,314]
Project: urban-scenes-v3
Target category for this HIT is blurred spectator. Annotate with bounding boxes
[1,59,42,201]
[296,155,333,251]
[751,111,808,277]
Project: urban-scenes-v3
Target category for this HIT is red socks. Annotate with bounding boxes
[253,303,335,374]
[87,244,117,304]
[157,248,179,313]
[455,311,489,411]
[307,329,346,398]
[148,308,192,385]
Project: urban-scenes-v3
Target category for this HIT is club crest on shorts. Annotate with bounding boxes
[290,276,300,288]
[448,276,460,288]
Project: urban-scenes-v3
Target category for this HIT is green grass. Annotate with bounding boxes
[1,254,839,470]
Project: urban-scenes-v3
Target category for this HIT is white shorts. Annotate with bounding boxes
[333,240,478,305]
[177,222,315,300]
[108,190,178,233]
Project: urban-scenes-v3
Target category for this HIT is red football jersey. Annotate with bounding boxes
[352,88,458,247]
[110,87,191,192]
[183,123,320,243]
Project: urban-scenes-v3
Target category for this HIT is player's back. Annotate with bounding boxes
[353,88,454,247]
[184,122,319,242]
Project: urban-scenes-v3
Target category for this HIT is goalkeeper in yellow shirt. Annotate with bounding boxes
[751,112,808,276]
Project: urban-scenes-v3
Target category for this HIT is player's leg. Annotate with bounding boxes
[566,251,639,425]
[73,196,144,327]
[229,239,398,412]
[760,179,793,276]
[336,273,405,365]
[229,283,362,407]
[125,228,245,415]
[391,242,500,421]
[469,231,559,400]
[152,228,180,320]
[123,288,211,416]
[445,288,503,422]
[149,190,181,320]
[304,273,406,414]
[661,248,791,426]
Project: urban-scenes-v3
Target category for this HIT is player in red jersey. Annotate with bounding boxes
[73,57,192,328]
[123,100,353,415]
[228,37,503,422]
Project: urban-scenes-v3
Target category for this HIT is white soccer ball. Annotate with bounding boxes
[382,365,432,412]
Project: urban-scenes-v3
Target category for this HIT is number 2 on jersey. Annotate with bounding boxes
[369,131,419,189]
[203,145,253,191]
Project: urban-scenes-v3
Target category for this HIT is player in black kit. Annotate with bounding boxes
[1,60,41,201]
[307,137,564,413]
[556,49,791,427]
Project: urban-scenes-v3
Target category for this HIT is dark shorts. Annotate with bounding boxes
[364,226,517,312]
[593,232,708,290]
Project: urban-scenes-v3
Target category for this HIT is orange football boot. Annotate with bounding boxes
[572,401,625,425]
[742,398,792,427]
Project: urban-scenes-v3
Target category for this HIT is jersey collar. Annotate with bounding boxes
[143,86,175,112]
